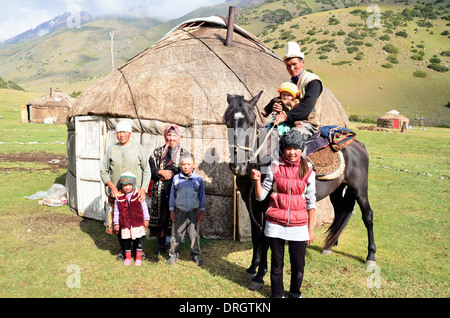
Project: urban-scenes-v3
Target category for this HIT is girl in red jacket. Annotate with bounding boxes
[113,172,149,266]
[251,130,316,298]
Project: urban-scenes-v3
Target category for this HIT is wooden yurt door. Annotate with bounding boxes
[75,116,106,221]
[393,119,399,129]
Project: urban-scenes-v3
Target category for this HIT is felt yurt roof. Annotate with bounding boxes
[68,16,348,127]
[28,90,75,108]
[379,110,409,120]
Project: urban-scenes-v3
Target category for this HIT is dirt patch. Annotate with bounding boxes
[0,152,67,172]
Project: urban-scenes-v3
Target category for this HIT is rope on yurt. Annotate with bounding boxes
[118,68,144,142]
[182,28,266,125]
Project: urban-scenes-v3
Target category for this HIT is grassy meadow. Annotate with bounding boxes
[0,88,448,298]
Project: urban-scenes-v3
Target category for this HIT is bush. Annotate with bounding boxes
[387,54,399,64]
[382,63,394,69]
[349,114,361,122]
[429,57,441,64]
[440,50,450,57]
[362,118,376,124]
[379,34,390,41]
[347,46,359,54]
[411,54,424,61]
[355,52,365,60]
[319,55,328,60]
[383,43,399,54]
[427,63,449,72]
[413,70,427,78]
[395,30,408,38]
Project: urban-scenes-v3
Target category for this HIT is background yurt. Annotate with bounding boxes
[377,110,410,129]
[22,88,75,124]
[66,11,349,240]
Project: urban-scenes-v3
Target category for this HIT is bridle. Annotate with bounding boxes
[229,107,276,164]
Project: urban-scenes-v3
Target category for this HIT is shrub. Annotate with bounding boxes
[349,114,361,122]
[440,50,450,56]
[429,57,441,64]
[379,34,390,41]
[382,63,394,69]
[427,63,449,72]
[355,52,365,60]
[411,53,424,61]
[395,30,408,38]
[347,46,359,54]
[383,43,399,54]
[319,55,328,60]
[413,70,427,78]
[387,54,399,64]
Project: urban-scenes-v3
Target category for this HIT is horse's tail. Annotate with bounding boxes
[323,185,355,250]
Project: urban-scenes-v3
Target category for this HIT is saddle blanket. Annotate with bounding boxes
[304,125,355,180]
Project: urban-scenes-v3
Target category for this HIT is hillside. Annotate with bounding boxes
[237,0,450,126]
[0,0,448,125]
[0,77,24,91]
[0,1,237,94]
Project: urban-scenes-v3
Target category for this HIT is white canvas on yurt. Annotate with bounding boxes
[66,15,348,239]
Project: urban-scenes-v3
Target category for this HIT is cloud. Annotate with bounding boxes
[0,0,225,41]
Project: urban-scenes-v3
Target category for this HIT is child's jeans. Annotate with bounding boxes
[169,208,201,258]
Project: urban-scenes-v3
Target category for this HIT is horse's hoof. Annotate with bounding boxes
[244,271,256,280]
[366,260,377,267]
[248,281,264,291]
[322,249,333,255]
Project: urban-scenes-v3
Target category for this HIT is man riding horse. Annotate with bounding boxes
[263,41,323,146]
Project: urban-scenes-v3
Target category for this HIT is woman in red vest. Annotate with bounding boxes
[251,130,316,298]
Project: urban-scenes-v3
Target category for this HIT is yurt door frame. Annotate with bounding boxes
[75,116,106,221]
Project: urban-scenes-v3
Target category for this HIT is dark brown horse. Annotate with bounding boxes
[224,92,376,290]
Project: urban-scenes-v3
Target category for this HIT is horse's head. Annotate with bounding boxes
[224,91,263,176]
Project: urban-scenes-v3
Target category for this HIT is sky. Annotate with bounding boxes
[0,0,226,42]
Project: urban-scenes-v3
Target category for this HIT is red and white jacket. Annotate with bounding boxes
[266,158,313,227]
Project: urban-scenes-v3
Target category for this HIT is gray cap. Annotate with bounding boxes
[280,129,305,152]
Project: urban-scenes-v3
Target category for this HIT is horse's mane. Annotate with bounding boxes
[224,95,256,126]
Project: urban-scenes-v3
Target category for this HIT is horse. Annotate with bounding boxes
[224,91,376,290]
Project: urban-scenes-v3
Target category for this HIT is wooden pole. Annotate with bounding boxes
[233,175,237,241]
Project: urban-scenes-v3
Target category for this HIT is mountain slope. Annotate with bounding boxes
[0,1,237,93]
[237,0,450,125]
[0,0,448,125]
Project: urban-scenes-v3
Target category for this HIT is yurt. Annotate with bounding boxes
[24,88,75,124]
[378,110,410,129]
[66,13,348,239]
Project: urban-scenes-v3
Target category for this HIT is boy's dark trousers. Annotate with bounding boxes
[269,237,306,298]
[169,208,201,258]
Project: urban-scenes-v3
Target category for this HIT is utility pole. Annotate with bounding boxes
[110,31,115,72]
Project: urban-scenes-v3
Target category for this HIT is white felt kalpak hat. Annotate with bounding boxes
[115,120,132,133]
[283,41,305,61]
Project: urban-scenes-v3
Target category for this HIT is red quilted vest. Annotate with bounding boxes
[266,158,313,227]
[116,191,144,229]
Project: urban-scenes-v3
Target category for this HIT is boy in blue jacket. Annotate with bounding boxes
[168,153,206,266]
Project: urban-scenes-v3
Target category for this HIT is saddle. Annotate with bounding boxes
[305,126,356,180]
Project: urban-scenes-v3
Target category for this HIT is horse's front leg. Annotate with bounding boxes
[248,228,268,291]
[244,220,261,280]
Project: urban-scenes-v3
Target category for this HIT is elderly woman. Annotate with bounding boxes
[148,125,184,255]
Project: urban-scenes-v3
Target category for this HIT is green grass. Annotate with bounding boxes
[0,90,449,298]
